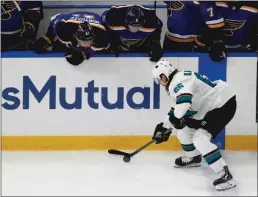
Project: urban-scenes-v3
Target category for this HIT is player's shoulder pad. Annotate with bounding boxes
[90,22,107,32]
[140,5,161,32]
[55,21,78,43]
[104,5,128,30]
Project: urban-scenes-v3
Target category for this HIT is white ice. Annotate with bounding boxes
[2,151,257,196]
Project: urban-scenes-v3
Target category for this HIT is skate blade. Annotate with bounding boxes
[215,180,237,191]
[174,163,201,168]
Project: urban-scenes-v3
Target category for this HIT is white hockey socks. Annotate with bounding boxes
[177,127,201,158]
[193,128,227,173]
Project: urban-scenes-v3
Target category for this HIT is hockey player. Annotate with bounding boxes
[1,1,43,51]
[101,5,163,62]
[152,59,237,191]
[163,1,226,62]
[35,11,110,66]
[215,1,258,52]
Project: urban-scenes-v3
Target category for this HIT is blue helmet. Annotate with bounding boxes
[75,22,95,42]
[125,5,145,28]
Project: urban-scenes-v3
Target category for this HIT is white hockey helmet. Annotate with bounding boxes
[152,59,176,85]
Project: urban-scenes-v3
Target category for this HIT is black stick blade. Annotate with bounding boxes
[108,149,129,156]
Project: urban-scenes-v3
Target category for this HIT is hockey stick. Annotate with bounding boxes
[108,128,172,162]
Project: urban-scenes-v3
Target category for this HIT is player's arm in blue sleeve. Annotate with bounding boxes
[199,2,224,29]
[101,7,126,56]
[23,1,44,36]
[141,6,163,62]
[196,2,226,62]
[199,2,225,41]
[35,16,78,53]
[149,17,163,62]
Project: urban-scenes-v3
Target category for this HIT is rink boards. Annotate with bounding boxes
[1,52,257,150]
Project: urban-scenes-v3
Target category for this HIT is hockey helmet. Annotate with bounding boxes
[152,59,176,85]
[75,22,95,43]
[125,5,145,28]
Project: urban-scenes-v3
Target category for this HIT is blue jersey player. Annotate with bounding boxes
[216,1,258,52]
[163,1,226,62]
[1,0,43,51]
[101,5,163,62]
[35,11,110,66]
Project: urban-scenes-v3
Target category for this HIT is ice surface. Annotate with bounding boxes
[2,151,257,196]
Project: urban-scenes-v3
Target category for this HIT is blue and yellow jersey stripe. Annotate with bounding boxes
[108,25,126,30]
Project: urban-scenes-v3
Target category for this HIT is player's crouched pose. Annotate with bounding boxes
[35,12,110,66]
[152,60,237,191]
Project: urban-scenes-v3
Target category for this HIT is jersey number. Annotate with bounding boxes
[174,83,184,93]
[184,71,216,88]
[207,7,214,17]
[194,73,216,87]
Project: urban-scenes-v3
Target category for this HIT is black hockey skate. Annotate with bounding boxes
[174,155,202,168]
[213,166,236,191]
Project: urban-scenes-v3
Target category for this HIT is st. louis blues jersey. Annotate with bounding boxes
[48,11,110,53]
[1,1,43,34]
[101,5,163,50]
[215,1,258,49]
[165,1,224,43]
[162,70,235,129]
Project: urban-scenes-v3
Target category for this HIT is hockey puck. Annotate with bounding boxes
[123,156,130,163]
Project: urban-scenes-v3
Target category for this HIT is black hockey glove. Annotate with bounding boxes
[181,118,208,130]
[169,115,185,130]
[152,122,172,144]
[149,41,163,62]
[209,40,226,62]
[65,51,89,66]
[35,37,52,54]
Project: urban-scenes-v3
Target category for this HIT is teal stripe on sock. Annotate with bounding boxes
[176,96,192,104]
[205,151,221,165]
[181,144,196,151]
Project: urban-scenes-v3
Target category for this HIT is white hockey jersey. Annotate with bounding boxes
[163,70,236,129]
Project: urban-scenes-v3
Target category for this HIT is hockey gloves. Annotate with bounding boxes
[169,115,185,130]
[209,40,226,62]
[65,51,90,66]
[152,122,172,144]
[35,36,52,54]
[149,41,163,62]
